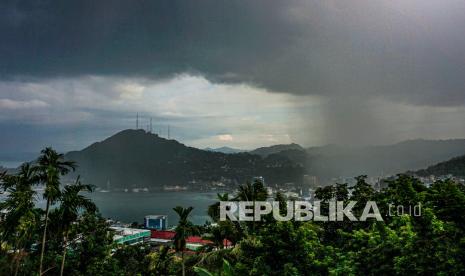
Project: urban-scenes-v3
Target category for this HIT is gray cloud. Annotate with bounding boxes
[2,0,465,156]
[0,75,311,153]
[2,0,465,107]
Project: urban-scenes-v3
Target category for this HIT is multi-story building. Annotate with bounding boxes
[144,215,168,230]
[111,227,151,245]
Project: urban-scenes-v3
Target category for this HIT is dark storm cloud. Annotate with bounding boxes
[0,0,295,81]
[2,0,465,107]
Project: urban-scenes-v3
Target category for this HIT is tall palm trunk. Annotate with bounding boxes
[10,246,16,274]
[181,250,185,276]
[14,250,22,276]
[59,230,69,276]
[11,241,19,275]
[39,199,51,275]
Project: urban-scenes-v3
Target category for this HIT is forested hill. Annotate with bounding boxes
[204,146,246,154]
[415,155,465,177]
[303,139,465,178]
[249,143,304,157]
[249,139,465,177]
[65,129,304,189]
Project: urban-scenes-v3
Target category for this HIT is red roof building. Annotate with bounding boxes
[150,230,232,248]
[150,230,175,240]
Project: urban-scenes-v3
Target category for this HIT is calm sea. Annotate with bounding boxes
[1,190,220,227]
[1,158,222,226]
[89,191,219,226]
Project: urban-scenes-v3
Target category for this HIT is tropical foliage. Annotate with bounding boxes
[1,148,465,275]
[193,176,465,275]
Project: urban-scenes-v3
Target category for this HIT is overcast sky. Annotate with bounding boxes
[1,0,465,155]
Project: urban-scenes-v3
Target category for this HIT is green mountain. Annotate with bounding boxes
[65,129,305,189]
[248,139,465,178]
[303,139,465,178]
[415,155,465,177]
[204,146,246,154]
[13,131,465,188]
[250,143,304,157]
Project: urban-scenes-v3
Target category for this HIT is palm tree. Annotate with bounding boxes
[203,225,227,250]
[0,170,6,183]
[151,245,175,275]
[0,163,40,276]
[235,180,267,202]
[194,259,234,276]
[207,193,230,222]
[37,147,76,275]
[235,180,267,234]
[173,206,197,276]
[58,178,96,276]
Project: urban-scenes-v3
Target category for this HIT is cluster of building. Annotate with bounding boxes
[414,174,465,187]
[109,215,231,251]
[274,173,465,202]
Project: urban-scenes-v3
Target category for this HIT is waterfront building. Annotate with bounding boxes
[144,215,168,230]
[150,230,232,251]
[111,227,151,245]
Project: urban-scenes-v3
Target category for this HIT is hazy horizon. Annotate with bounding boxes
[3,127,465,169]
[4,128,465,172]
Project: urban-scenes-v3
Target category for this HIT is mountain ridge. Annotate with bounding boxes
[8,129,465,187]
[415,155,465,177]
[249,143,304,157]
[303,139,465,178]
[65,129,305,189]
[204,146,246,154]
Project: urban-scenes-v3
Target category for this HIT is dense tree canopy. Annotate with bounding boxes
[1,148,465,275]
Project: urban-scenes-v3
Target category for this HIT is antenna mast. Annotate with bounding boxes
[136,113,139,129]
